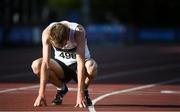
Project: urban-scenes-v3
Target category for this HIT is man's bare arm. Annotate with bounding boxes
[34,26,51,107]
[74,25,86,108]
[39,29,51,95]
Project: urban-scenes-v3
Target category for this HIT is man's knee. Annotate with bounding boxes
[31,59,42,75]
[85,59,98,78]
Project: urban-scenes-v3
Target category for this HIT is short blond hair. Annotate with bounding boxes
[49,23,70,47]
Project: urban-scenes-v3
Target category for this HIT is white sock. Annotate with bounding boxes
[57,87,62,90]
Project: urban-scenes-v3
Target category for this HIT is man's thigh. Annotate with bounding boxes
[49,59,65,79]
[54,59,77,83]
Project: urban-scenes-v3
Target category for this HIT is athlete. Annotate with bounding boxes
[31,21,97,108]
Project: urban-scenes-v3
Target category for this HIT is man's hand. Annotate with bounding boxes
[75,92,86,108]
[34,95,47,107]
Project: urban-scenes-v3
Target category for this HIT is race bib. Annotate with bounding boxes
[54,49,77,65]
[59,51,76,59]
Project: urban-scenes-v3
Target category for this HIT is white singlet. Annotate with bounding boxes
[49,21,91,66]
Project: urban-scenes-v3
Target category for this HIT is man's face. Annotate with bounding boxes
[51,37,68,48]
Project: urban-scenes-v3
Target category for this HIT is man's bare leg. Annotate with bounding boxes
[85,59,98,89]
[84,59,98,106]
[31,58,68,106]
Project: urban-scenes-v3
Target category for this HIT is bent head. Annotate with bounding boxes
[49,23,70,48]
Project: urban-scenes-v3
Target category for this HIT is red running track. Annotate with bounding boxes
[0,45,180,111]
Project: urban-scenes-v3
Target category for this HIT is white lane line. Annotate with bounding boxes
[160,90,180,94]
[0,84,47,93]
[88,78,180,112]
[0,85,39,93]
[0,84,80,93]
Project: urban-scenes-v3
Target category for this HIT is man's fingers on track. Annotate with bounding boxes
[33,101,38,107]
[74,103,78,108]
[74,103,86,108]
[82,101,86,108]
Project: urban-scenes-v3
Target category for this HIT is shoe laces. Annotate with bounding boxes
[55,84,68,99]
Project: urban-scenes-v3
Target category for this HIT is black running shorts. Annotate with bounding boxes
[54,59,78,83]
